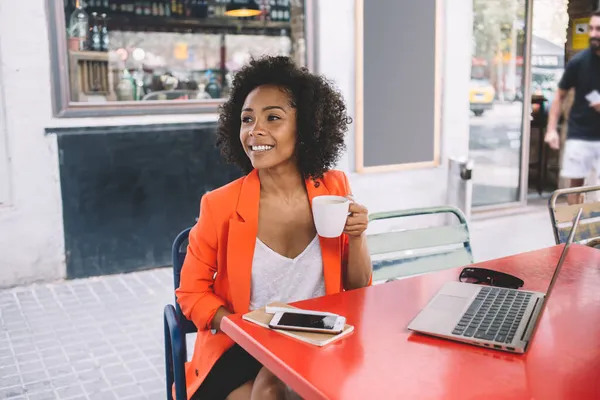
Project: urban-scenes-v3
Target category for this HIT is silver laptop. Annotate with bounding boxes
[408,207,583,354]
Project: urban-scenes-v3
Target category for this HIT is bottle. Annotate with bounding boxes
[198,0,207,18]
[89,12,102,51]
[164,0,171,16]
[68,0,89,51]
[100,13,109,51]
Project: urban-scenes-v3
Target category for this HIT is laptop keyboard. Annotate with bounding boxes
[452,287,532,344]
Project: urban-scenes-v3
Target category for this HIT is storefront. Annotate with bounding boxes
[468,0,600,209]
[0,0,473,287]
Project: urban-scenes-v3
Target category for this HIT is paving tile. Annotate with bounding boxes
[75,369,99,383]
[145,391,163,400]
[26,391,57,400]
[82,378,110,395]
[45,364,73,378]
[19,371,46,385]
[17,361,44,375]
[0,365,19,377]
[0,375,22,389]
[122,395,149,400]
[0,355,16,367]
[14,353,40,365]
[50,373,79,389]
[21,380,52,395]
[0,347,14,358]
[112,384,143,399]
[0,386,26,398]
[55,384,85,399]
[0,268,173,400]
[88,389,117,400]
[70,360,97,373]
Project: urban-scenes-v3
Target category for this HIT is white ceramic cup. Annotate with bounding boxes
[312,195,350,238]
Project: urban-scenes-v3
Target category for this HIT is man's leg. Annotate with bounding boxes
[567,179,585,204]
[561,140,593,205]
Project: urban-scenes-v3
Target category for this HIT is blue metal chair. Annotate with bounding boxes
[164,227,194,400]
[368,206,473,283]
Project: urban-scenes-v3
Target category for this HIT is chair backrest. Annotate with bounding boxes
[548,185,600,245]
[172,227,197,335]
[367,206,473,282]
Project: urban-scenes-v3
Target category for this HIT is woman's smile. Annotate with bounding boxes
[249,145,275,153]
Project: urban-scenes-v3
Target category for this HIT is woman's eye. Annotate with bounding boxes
[241,116,253,123]
[267,115,281,121]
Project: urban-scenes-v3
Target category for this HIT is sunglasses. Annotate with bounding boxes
[459,267,524,289]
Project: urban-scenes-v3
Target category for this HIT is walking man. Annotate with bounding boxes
[545,10,600,204]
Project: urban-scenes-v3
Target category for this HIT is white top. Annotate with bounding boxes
[249,235,326,311]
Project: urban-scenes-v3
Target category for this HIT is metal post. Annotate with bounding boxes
[446,157,474,224]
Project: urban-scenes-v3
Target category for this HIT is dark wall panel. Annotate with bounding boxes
[363,0,438,167]
[53,123,242,279]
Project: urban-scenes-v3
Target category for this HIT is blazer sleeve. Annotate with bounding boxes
[175,194,227,330]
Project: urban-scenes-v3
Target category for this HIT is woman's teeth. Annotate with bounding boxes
[251,145,274,152]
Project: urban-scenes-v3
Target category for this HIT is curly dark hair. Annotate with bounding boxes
[216,55,351,180]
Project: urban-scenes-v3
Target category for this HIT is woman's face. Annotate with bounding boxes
[240,85,297,171]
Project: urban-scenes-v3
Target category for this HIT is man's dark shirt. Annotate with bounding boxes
[558,48,600,140]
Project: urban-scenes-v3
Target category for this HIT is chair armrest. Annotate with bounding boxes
[586,238,600,249]
[369,205,468,225]
[164,304,187,400]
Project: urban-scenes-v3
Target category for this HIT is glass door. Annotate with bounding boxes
[469,0,531,207]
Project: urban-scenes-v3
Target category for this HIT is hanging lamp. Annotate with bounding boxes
[224,0,262,17]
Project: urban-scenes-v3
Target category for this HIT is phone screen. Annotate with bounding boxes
[277,312,338,329]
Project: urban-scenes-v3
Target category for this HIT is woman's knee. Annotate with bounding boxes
[251,367,287,399]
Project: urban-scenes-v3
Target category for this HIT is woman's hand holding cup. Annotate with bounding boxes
[343,195,369,238]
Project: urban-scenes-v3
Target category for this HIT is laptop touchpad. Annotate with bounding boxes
[430,295,469,313]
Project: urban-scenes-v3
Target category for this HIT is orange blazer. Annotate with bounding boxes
[176,169,357,398]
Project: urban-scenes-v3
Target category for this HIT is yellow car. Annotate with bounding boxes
[469,78,495,116]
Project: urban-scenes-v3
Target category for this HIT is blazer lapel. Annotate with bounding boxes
[306,177,343,295]
[227,170,260,313]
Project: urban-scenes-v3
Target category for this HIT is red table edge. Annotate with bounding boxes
[221,316,329,399]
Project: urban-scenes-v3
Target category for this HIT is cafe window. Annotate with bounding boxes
[49,0,312,117]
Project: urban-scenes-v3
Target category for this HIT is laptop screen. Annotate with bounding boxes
[544,207,582,299]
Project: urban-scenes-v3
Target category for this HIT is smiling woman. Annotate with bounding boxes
[175,55,373,400]
[217,56,351,179]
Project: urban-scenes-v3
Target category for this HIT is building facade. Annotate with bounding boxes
[0,0,473,287]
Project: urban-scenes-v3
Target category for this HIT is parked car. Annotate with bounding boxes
[469,78,495,116]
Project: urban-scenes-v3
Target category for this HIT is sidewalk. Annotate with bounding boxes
[0,208,557,400]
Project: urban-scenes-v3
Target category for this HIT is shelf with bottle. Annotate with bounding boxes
[66,0,293,37]
[81,0,292,23]
[105,13,291,36]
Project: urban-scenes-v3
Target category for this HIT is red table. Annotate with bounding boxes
[222,245,600,399]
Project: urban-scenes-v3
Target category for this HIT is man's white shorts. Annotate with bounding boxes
[561,139,600,179]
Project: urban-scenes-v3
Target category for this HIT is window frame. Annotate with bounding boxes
[46,0,317,118]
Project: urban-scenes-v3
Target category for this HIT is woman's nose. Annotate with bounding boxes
[249,124,265,136]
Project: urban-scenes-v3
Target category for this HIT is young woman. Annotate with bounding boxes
[176,55,372,400]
